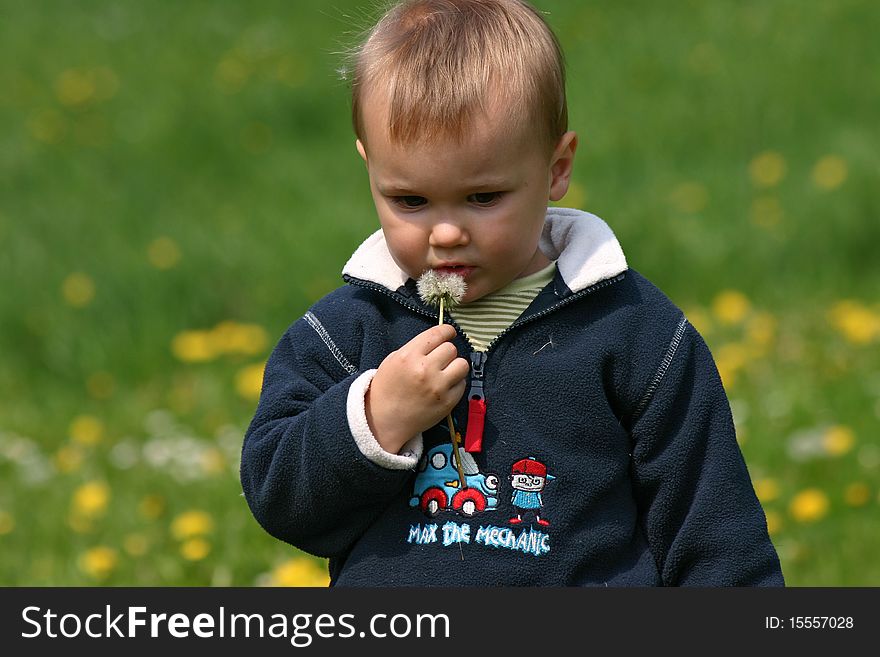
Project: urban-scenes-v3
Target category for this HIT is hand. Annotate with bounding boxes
[365,324,469,454]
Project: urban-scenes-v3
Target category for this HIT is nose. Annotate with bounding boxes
[428,218,470,249]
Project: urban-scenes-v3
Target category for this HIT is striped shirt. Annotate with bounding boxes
[450,261,557,352]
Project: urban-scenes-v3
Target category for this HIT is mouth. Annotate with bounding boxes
[433,265,475,279]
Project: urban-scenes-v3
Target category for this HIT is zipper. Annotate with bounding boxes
[345,271,626,453]
[464,352,487,452]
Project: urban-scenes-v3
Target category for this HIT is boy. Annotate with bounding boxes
[240,0,784,586]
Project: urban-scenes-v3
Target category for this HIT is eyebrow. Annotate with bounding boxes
[376,178,511,196]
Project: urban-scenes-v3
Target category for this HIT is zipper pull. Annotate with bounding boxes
[464,351,487,453]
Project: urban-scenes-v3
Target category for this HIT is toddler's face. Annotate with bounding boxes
[356,93,576,303]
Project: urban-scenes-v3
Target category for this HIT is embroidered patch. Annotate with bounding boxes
[409,444,499,518]
[508,456,556,527]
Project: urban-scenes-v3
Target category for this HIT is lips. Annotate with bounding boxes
[433,265,475,279]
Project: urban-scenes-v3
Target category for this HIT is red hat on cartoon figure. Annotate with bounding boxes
[511,457,548,477]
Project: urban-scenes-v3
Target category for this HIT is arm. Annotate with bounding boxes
[629,317,784,586]
[240,314,421,559]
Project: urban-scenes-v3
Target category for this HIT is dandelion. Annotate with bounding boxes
[0,510,14,535]
[712,290,750,325]
[69,415,104,446]
[668,181,709,214]
[269,558,330,587]
[147,236,182,270]
[139,494,165,520]
[764,510,781,536]
[200,447,227,476]
[27,108,67,143]
[78,546,118,580]
[753,478,780,503]
[748,151,786,188]
[715,342,750,389]
[822,425,855,457]
[745,312,776,351]
[789,488,829,523]
[828,300,880,345]
[55,69,97,107]
[844,483,870,507]
[417,270,468,486]
[811,155,848,191]
[62,272,96,308]
[71,481,110,519]
[54,445,84,473]
[214,56,249,93]
[236,363,265,401]
[750,196,784,229]
[171,510,214,540]
[171,330,216,362]
[683,307,712,337]
[180,538,211,561]
[123,533,150,557]
[210,321,268,356]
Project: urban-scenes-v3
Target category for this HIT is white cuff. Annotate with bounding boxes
[347,369,423,470]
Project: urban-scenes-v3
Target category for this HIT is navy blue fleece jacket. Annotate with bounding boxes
[240,208,784,586]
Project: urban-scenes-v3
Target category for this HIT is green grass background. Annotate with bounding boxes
[1,0,878,585]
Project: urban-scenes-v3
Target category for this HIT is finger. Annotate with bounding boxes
[423,340,460,370]
[439,356,470,384]
[411,324,457,356]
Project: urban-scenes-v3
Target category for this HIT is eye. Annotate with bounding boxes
[468,192,502,206]
[392,195,427,209]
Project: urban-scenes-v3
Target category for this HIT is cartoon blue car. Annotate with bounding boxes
[409,444,499,518]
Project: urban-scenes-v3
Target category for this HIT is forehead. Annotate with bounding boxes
[360,87,544,185]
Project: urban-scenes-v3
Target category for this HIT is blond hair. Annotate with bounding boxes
[351,0,567,153]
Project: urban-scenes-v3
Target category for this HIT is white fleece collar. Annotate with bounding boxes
[342,207,628,294]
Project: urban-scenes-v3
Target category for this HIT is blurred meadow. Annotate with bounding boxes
[0,0,878,586]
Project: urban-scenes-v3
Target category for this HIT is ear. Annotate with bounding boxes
[356,139,367,163]
[548,131,578,202]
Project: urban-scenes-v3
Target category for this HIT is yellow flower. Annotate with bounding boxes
[200,447,227,476]
[789,489,829,523]
[123,533,150,557]
[210,321,268,356]
[69,414,104,446]
[54,445,84,473]
[712,290,750,325]
[764,511,782,536]
[180,538,211,561]
[147,236,182,270]
[270,559,330,587]
[139,494,165,520]
[0,510,15,535]
[748,151,786,188]
[715,342,749,389]
[171,510,214,540]
[214,56,249,93]
[78,546,118,580]
[72,481,110,519]
[669,182,709,214]
[684,307,712,337]
[171,330,216,362]
[828,300,880,345]
[811,155,847,191]
[62,272,95,308]
[27,108,67,144]
[844,483,870,507]
[754,478,780,503]
[86,371,116,399]
[750,196,784,228]
[236,363,266,401]
[822,425,855,456]
[745,312,776,351]
[55,69,97,107]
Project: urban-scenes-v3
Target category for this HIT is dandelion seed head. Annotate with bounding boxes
[416,270,467,309]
